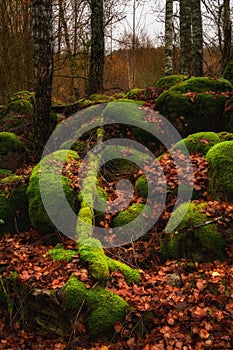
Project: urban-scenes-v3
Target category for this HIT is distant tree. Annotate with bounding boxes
[0,0,33,103]
[31,0,54,159]
[164,0,173,75]
[88,0,105,95]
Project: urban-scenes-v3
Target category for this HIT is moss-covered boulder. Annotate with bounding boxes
[0,132,27,170]
[153,75,188,95]
[222,60,233,84]
[0,91,57,149]
[218,131,233,142]
[63,275,128,336]
[27,150,80,236]
[135,175,148,198]
[161,202,226,261]
[206,141,233,202]
[0,174,30,235]
[60,140,88,158]
[156,77,233,136]
[173,132,220,156]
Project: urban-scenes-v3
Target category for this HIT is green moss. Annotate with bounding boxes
[126,88,145,100]
[218,131,233,142]
[64,275,88,310]
[60,140,87,157]
[47,244,78,262]
[0,169,12,178]
[156,77,233,136]
[166,77,232,93]
[107,257,140,284]
[63,275,129,336]
[222,60,233,84]
[0,132,26,155]
[27,150,80,235]
[78,238,109,281]
[135,175,148,198]
[154,75,188,93]
[162,202,226,261]
[86,290,128,336]
[206,141,233,202]
[6,99,33,116]
[0,175,30,235]
[113,203,145,227]
[173,132,220,156]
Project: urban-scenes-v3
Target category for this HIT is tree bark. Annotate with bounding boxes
[165,0,173,75]
[180,0,192,75]
[32,0,54,160]
[88,0,105,95]
[223,0,232,71]
[191,0,203,76]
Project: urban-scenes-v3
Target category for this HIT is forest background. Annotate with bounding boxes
[0,0,232,106]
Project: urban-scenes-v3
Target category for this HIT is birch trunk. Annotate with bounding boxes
[165,0,173,75]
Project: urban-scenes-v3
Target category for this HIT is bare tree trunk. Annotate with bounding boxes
[180,0,192,75]
[58,0,77,98]
[32,0,54,160]
[88,0,105,95]
[165,0,173,75]
[191,0,203,76]
[223,0,232,71]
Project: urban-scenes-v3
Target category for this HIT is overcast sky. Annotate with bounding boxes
[109,0,166,50]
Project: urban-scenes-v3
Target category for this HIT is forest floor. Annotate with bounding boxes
[1,153,233,350]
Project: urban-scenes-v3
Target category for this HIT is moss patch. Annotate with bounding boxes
[135,175,148,198]
[27,150,80,235]
[153,75,188,94]
[156,77,233,136]
[206,140,233,202]
[47,244,78,262]
[0,175,30,235]
[162,202,226,261]
[173,132,220,156]
[63,275,129,336]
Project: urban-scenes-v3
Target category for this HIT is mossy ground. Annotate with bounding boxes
[162,202,226,261]
[206,140,233,202]
[47,244,78,262]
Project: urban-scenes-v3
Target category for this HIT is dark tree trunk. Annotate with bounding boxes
[180,0,192,75]
[191,0,203,76]
[88,0,104,95]
[32,0,54,160]
[223,0,232,71]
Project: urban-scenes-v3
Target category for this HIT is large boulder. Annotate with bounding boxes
[27,150,80,236]
[0,132,28,170]
[161,202,226,261]
[156,77,233,136]
[206,140,233,202]
[0,174,30,236]
[173,131,221,156]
